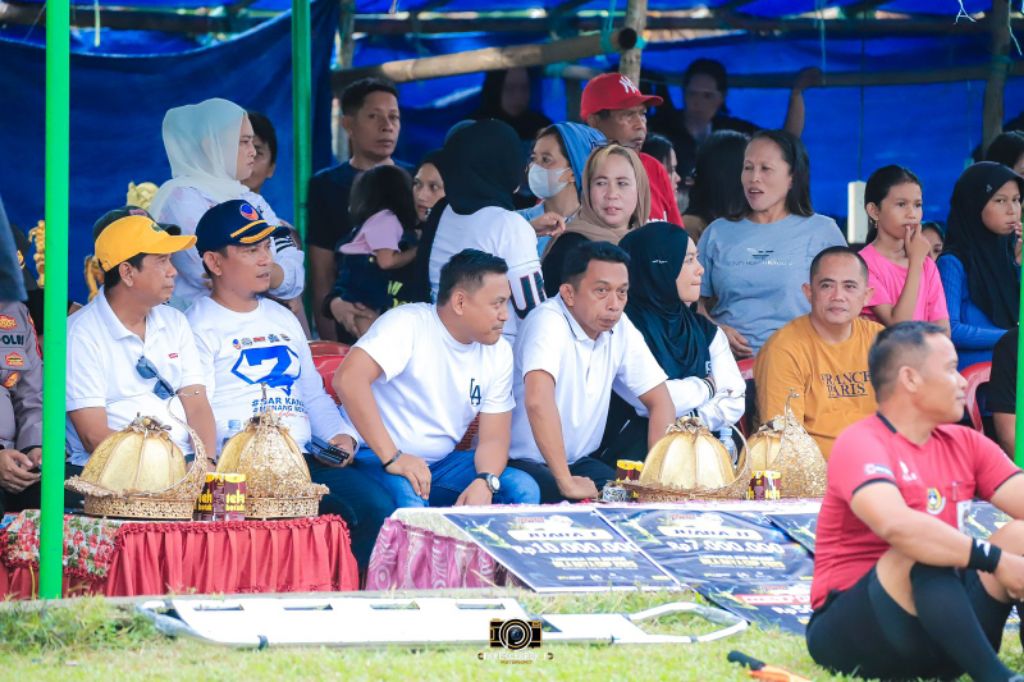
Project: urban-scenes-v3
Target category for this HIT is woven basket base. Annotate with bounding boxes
[245,496,321,519]
[621,481,748,503]
[83,496,196,520]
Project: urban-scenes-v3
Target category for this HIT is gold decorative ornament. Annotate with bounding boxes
[27,220,45,287]
[216,396,327,519]
[624,417,750,502]
[126,181,159,211]
[741,390,826,498]
[84,254,104,301]
[65,415,209,519]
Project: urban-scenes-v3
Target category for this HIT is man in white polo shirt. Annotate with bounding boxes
[509,241,674,502]
[66,213,217,473]
[335,249,540,508]
[187,199,394,569]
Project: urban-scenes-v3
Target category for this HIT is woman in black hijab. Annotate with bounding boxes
[937,161,1023,369]
[599,222,745,461]
[428,119,546,340]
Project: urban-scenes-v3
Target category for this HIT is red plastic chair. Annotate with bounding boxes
[737,357,755,382]
[962,361,992,432]
[310,342,350,405]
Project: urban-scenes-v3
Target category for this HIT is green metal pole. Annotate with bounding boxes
[291,0,312,243]
[1016,270,1024,467]
[41,0,70,598]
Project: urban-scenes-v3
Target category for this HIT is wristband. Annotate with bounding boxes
[968,538,1002,573]
[382,451,403,470]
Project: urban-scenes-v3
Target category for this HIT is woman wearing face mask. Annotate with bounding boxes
[520,123,606,252]
[697,130,846,358]
[539,144,650,297]
[600,221,745,461]
[937,161,1023,369]
[149,98,305,311]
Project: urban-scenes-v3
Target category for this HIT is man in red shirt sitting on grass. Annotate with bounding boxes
[808,321,1024,682]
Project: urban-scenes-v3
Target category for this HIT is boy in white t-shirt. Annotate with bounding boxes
[509,241,674,503]
[189,199,394,568]
[336,249,540,509]
[66,214,218,476]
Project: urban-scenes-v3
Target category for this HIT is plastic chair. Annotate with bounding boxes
[310,342,350,405]
[962,361,992,432]
[310,340,349,357]
[737,357,755,382]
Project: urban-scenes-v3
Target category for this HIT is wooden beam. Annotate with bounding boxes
[338,0,355,69]
[332,27,637,89]
[619,0,646,84]
[983,0,1011,151]
[0,1,249,33]
[3,5,1021,38]
[840,0,891,17]
[558,62,1024,88]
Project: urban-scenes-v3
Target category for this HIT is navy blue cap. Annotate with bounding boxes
[195,200,286,254]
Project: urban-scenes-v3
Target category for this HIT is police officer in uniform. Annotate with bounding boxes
[0,196,42,514]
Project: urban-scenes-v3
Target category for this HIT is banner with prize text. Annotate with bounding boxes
[596,506,815,584]
[700,581,813,634]
[442,509,680,592]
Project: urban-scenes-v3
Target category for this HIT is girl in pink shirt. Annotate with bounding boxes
[859,165,950,334]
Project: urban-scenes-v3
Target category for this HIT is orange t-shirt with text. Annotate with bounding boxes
[755,315,883,458]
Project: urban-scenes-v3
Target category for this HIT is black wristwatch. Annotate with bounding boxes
[476,472,501,494]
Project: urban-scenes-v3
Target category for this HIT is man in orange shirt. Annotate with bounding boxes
[755,246,882,458]
[580,73,684,227]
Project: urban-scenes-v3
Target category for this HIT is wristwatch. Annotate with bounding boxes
[476,472,501,494]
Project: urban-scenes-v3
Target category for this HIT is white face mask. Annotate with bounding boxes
[528,163,571,199]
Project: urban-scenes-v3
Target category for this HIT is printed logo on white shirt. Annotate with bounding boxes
[230,345,301,394]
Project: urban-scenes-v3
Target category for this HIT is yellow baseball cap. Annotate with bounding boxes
[94,215,197,272]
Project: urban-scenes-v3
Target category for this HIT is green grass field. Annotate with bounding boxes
[2,590,1022,681]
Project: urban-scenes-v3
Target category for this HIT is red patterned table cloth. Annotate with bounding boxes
[0,511,359,598]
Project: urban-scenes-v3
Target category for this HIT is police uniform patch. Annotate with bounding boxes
[2,372,19,389]
[926,487,946,515]
[0,315,17,330]
[5,352,24,367]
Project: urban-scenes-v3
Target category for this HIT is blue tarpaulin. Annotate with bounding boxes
[2,0,1023,303]
[0,0,338,303]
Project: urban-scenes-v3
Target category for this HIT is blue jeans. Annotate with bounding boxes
[352,448,540,508]
[305,455,396,570]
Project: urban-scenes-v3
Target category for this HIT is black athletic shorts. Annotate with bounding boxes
[806,565,1012,681]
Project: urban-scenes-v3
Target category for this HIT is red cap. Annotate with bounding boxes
[580,73,663,121]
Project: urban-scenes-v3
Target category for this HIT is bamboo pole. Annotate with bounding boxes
[619,0,647,85]
[5,5,1022,37]
[1017,272,1024,468]
[982,0,1011,153]
[41,0,69,599]
[556,62,1024,89]
[291,0,312,242]
[331,28,637,89]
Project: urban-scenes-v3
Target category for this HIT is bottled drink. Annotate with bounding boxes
[220,419,242,456]
[719,428,738,465]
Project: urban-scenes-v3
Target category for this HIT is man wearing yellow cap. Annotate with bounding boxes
[65,215,218,481]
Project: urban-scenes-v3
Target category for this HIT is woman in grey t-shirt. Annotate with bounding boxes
[697,130,846,357]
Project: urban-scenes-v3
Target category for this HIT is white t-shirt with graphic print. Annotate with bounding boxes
[340,303,514,464]
[187,296,347,453]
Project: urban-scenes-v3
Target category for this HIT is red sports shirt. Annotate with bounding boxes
[639,152,684,227]
[811,414,1020,610]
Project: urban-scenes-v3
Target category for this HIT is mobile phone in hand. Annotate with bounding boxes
[309,436,350,466]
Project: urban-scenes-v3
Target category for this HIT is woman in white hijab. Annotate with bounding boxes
[150,98,304,310]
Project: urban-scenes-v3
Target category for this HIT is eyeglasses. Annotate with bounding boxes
[136,356,175,400]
